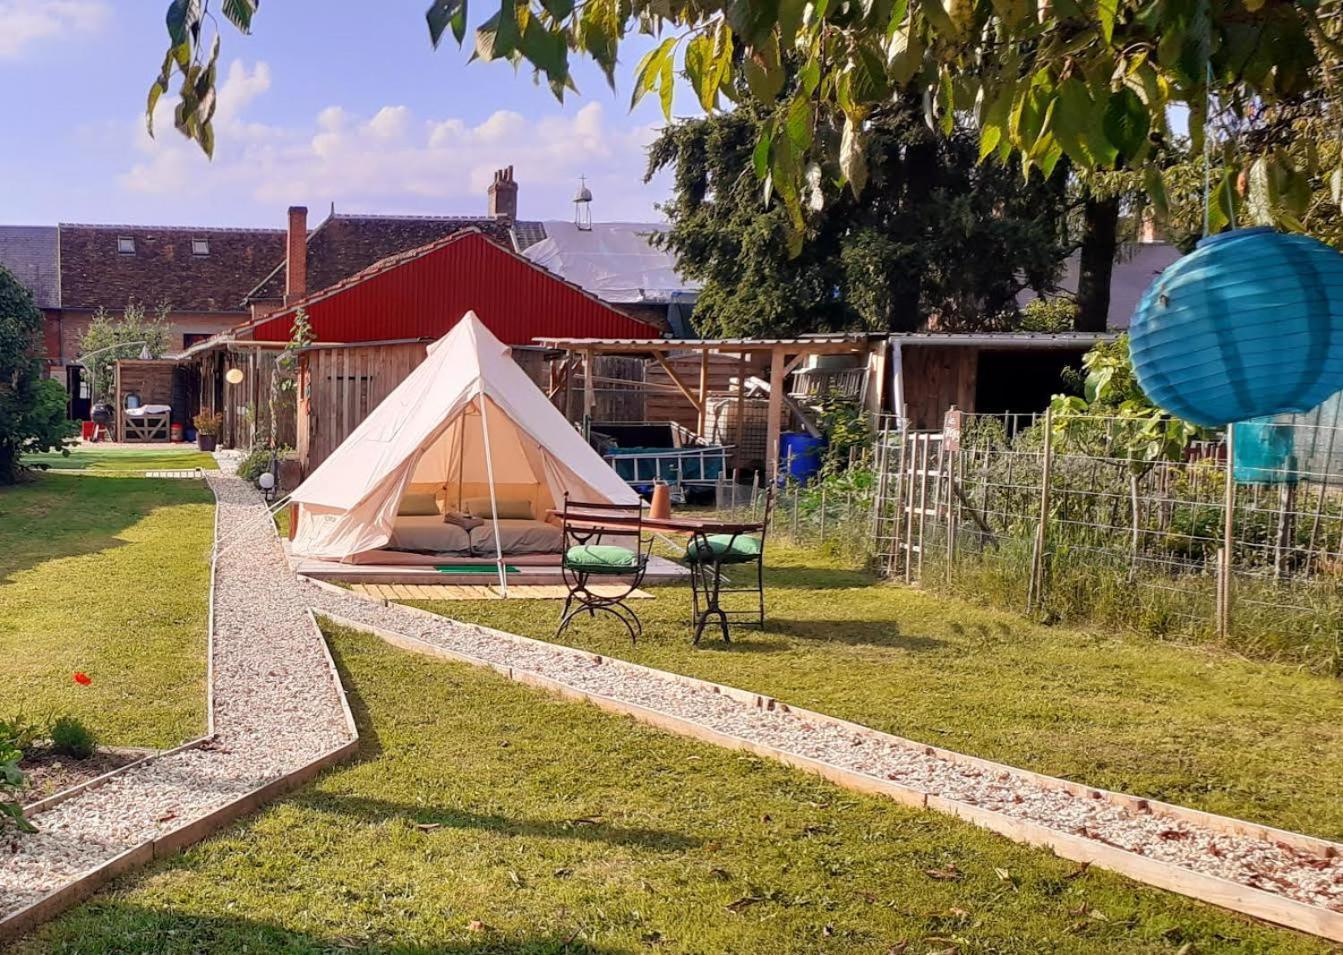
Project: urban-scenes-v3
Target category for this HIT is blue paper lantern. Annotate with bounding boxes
[1129,227,1343,428]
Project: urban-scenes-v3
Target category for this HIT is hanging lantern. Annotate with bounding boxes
[1129,227,1343,428]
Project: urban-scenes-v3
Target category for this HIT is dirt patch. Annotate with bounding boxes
[20,747,153,803]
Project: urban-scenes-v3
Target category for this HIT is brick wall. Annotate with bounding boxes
[51,310,245,365]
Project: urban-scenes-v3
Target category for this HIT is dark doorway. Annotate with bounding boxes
[974,349,1086,417]
[66,365,91,420]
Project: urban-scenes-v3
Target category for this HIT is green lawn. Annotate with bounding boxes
[0,473,213,747]
[10,624,1328,954]
[401,545,1343,844]
[25,448,218,472]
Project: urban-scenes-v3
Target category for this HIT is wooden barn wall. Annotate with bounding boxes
[299,343,427,474]
[561,356,647,422]
[902,345,977,429]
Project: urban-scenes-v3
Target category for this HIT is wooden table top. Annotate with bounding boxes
[546,510,763,535]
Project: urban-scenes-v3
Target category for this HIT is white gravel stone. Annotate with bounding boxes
[1,465,353,918]
[307,575,1343,915]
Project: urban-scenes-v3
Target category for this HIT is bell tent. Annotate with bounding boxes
[288,312,637,572]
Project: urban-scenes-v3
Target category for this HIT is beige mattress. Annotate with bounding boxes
[388,516,472,554]
[468,519,563,556]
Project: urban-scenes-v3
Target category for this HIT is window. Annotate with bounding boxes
[116,236,135,254]
[191,238,210,256]
[183,333,211,349]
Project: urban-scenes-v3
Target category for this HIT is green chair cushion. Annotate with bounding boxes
[686,533,762,564]
[564,544,641,573]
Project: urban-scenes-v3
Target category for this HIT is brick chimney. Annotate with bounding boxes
[285,205,308,304]
[487,166,518,220]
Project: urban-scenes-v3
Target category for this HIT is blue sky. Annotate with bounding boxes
[0,0,676,228]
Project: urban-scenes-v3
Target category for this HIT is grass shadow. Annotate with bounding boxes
[20,903,633,954]
[769,618,945,652]
[0,473,208,584]
[294,791,701,853]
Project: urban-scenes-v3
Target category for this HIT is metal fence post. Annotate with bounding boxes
[1027,407,1054,613]
[1218,422,1236,638]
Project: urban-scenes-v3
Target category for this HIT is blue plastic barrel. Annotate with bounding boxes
[779,432,826,484]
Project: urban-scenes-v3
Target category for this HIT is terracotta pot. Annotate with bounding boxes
[649,482,672,520]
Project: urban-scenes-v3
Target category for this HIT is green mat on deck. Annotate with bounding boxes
[434,564,520,574]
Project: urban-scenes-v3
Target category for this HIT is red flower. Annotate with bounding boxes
[73,672,92,686]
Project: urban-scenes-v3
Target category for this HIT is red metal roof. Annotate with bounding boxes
[236,229,659,345]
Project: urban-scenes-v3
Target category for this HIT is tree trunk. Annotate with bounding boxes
[1076,194,1120,333]
[0,444,18,485]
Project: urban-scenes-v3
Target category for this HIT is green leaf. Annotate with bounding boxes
[685,33,715,109]
[519,16,568,85]
[220,0,258,32]
[659,42,675,117]
[840,112,867,194]
[887,21,923,86]
[426,0,468,47]
[785,94,813,149]
[1101,86,1148,163]
[778,0,807,48]
[165,0,200,46]
[540,0,574,17]
[743,34,784,103]
[631,36,675,108]
[1096,0,1117,43]
[753,125,773,180]
[475,6,521,61]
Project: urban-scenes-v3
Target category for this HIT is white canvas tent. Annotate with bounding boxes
[289,312,638,583]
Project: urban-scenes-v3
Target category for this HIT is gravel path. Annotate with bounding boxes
[0,465,353,919]
[307,581,1343,916]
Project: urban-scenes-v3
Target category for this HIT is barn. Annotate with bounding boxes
[187,227,660,472]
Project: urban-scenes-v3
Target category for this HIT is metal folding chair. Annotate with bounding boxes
[556,495,652,643]
[685,483,775,644]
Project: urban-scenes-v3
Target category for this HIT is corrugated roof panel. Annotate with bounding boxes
[245,231,658,345]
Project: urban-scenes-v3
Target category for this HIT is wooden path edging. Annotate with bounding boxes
[0,494,360,947]
[316,599,1343,944]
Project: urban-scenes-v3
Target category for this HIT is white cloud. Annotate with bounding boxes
[0,0,108,59]
[119,60,667,222]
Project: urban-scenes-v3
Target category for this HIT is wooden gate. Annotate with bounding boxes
[872,428,952,582]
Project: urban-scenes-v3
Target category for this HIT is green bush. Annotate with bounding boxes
[49,716,97,760]
[237,447,274,483]
[0,714,43,757]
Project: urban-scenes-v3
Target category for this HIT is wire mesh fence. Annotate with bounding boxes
[709,469,877,564]
[871,409,1343,674]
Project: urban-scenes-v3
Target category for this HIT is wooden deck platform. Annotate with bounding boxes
[349,583,654,601]
[290,551,688,587]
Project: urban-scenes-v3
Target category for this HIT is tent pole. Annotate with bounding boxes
[477,392,508,596]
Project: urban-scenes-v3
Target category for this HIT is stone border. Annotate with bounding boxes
[0,486,359,947]
[317,596,1343,944]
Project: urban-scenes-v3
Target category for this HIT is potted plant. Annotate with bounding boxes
[193,411,223,452]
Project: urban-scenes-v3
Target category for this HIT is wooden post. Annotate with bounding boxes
[765,349,785,485]
[1219,423,1236,638]
[697,348,710,436]
[564,354,576,423]
[582,350,595,439]
[741,351,752,470]
[1027,406,1054,613]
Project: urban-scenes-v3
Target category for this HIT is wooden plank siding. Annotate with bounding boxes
[901,345,978,430]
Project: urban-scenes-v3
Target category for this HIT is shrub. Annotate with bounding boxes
[193,410,223,435]
[237,446,274,483]
[49,716,97,760]
[0,714,43,757]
